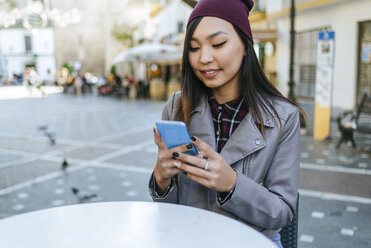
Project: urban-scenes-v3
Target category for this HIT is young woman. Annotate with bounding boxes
[149,0,302,247]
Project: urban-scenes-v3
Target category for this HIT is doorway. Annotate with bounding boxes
[356,20,371,103]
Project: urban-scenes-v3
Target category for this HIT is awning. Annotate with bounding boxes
[112,50,135,64]
[112,42,182,64]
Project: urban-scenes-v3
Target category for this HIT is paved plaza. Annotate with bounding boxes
[0,87,370,248]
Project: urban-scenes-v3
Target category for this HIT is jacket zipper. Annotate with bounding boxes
[243,156,251,176]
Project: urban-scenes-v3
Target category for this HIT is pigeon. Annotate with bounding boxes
[37,126,56,145]
[38,125,48,131]
[71,187,97,203]
[61,159,69,171]
[44,131,56,145]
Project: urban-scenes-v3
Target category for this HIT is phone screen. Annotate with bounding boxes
[155,121,198,155]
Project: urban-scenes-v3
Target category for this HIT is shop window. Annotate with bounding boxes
[357,20,371,103]
[295,27,330,99]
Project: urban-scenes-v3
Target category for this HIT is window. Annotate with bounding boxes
[177,21,184,34]
[298,65,316,98]
[25,35,32,53]
[357,20,371,103]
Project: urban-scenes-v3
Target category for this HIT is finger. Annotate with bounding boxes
[185,172,211,188]
[154,127,167,150]
[191,136,217,159]
[196,150,208,159]
[168,167,182,175]
[173,151,208,170]
[169,143,194,154]
[177,161,210,179]
[154,167,181,184]
[173,160,182,168]
[158,160,182,174]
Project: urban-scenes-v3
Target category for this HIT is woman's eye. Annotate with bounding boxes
[189,47,199,52]
[213,41,227,48]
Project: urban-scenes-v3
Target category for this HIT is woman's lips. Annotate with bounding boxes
[200,69,220,79]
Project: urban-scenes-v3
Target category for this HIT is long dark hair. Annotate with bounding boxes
[175,16,304,135]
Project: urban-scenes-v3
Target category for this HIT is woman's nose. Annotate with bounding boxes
[199,48,213,64]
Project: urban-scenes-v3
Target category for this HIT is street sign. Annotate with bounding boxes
[314,30,335,140]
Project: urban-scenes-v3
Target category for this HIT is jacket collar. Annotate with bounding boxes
[189,96,274,165]
[190,97,217,151]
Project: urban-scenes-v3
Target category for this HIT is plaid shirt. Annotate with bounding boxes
[209,95,248,153]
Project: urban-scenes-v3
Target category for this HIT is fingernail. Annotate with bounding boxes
[186,144,192,149]
[191,136,196,142]
[172,152,179,158]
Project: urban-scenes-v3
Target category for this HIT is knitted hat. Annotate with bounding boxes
[187,0,254,42]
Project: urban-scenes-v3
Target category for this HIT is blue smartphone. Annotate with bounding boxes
[155,120,198,155]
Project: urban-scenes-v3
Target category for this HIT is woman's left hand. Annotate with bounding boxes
[172,136,237,192]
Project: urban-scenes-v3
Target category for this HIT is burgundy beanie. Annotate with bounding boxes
[187,0,254,42]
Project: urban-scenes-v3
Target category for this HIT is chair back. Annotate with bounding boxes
[279,194,299,248]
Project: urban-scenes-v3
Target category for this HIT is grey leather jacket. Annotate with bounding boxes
[149,92,301,238]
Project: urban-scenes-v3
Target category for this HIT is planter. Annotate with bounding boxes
[167,79,181,99]
[150,78,166,100]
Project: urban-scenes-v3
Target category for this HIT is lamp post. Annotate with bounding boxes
[288,0,307,130]
[288,0,296,102]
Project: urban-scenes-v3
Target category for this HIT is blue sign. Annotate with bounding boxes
[319,30,335,41]
[361,42,371,63]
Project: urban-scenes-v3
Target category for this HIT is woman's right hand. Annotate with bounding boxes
[153,128,192,194]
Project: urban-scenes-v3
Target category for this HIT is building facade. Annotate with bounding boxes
[148,0,192,45]
[0,28,56,83]
[265,0,371,110]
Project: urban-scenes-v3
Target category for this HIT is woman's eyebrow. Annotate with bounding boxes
[191,31,228,41]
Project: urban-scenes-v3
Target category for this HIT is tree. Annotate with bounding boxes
[111,24,138,48]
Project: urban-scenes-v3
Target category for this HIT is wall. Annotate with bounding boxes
[52,0,159,76]
[52,0,106,76]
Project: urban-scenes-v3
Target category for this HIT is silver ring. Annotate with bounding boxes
[204,161,209,170]
[173,161,181,167]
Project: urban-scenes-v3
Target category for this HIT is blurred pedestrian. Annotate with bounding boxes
[13,73,23,85]
[98,75,110,96]
[74,73,83,95]
[23,67,31,94]
[128,75,137,99]
[81,74,90,94]
[149,0,304,247]
[24,66,44,96]
[122,76,130,97]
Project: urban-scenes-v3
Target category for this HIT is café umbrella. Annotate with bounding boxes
[112,42,182,64]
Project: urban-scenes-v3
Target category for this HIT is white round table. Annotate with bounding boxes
[0,201,276,248]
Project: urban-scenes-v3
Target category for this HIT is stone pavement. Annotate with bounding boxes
[0,90,370,248]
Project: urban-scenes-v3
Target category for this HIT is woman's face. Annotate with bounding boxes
[188,17,245,99]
